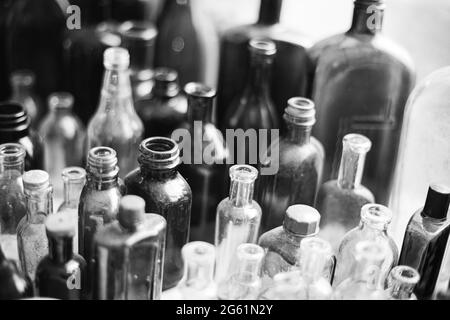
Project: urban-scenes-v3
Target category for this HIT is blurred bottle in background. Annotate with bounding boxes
[0,0,12,101]
[0,246,33,300]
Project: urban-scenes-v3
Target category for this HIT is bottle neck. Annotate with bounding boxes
[285,122,312,145]
[86,172,119,190]
[337,147,367,190]
[48,236,73,264]
[63,180,84,209]
[229,180,255,207]
[257,0,282,25]
[0,160,24,176]
[12,84,32,98]
[98,68,134,114]
[244,55,273,100]
[188,97,213,125]
[349,1,384,35]
[25,188,53,221]
[184,259,214,289]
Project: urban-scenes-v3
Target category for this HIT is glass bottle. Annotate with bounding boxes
[38,92,86,203]
[258,97,324,232]
[87,47,144,178]
[398,184,450,300]
[215,165,261,285]
[217,243,264,300]
[334,241,389,300]
[436,280,450,300]
[9,70,42,128]
[35,212,87,300]
[316,133,374,250]
[17,170,53,281]
[259,270,303,300]
[124,137,192,290]
[385,265,420,300]
[57,167,86,254]
[0,246,33,300]
[309,0,415,205]
[333,204,398,287]
[0,143,27,262]
[135,68,187,138]
[94,195,167,300]
[177,82,228,243]
[0,0,12,101]
[0,102,44,170]
[217,0,312,125]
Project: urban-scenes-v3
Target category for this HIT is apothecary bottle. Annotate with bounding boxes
[215,165,261,285]
[87,47,144,178]
[258,97,324,232]
[124,137,192,290]
[316,133,374,250]
[386,265,420,300]
[309,0,415,205]
[35,213,87,300]
[0,246,33,300]
[94,195,167,300]
[17,170,53,281]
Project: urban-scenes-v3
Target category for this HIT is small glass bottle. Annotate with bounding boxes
[258,97,324,232]
[94,195,167,300]
[215,165,262,285]
[87,47,144,178]
[0,143,27,262]
[333,204,398,287]
[334,241,389,300]
[217,243,265,300]
[38,92,86,203]
[17,170,53,281]
[0,246,34,300]
[386,265,420,300]
[398,184,450,300]
[124,137,192,290]
[316,133,374,250]
[35,212,87,300]
[135,68,187,138]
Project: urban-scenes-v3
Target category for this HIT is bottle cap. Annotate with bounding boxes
[422,184,450,220]
[48,92,74,111]
[104,47,130,70]
[229,165,258,183]
[360,203,392,228]
[139,137,180,170]
[0,143,26,165]
[118,195,146,230]
[343,133,372,154]
[45,213,76,238]
[23,170,50,191]
[284,97,316,126]
[10,69,35,87]
[283,204,320,236]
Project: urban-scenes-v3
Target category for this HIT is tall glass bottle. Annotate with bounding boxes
[124,137,192,290]
[258,97,324,232]
[87,47,144,178]
[386,265,420,300]
[309,0,415,205]
[0,143,26,262]
[38,92,86,203]
[10,70,42,128]
[17,170,53,281]
[94,195,166,300]
[177,82,228,242]
[135,68,187,138]
[316,133,374,250]
[398,184,450,300]
[0,246,33,300]
[35,213,87,300]
[333,204,398,287]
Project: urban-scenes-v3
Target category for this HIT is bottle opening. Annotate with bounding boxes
[391,266,420,285]
[61,166,86,182]
[139,137,180,169]
[182,241,215,262]
[284,97,316,126]
[48,92,74,111]
[249,39,277,56]
[236,243,264,261]
[46,212,76,238]
[0,143,26,164]
[361,203,392,225]
[229,165,258,183]
[343,133,372,154]
[300,237,332,257]
[184,82,216,99]
[87,146,118,172]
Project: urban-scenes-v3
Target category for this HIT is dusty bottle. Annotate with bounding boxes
[94,195,167,300]
[316,133,374,250]
[87,47,144,178]
[17,170,53,281]
[125,137,192,290]
[35,213,87,300]
[215,165,261,285]
[0,246,34,300]
[309,0,415,205]
[398,184,450,300]
[177,82,228,242]
[386,265,420,300]
[10,70,42,128]
[258,97,324,232]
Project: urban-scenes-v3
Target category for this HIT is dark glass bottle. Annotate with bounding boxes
[258,97,324,232]
[135,68,187,138]
[177,82,228,243]
[398,184,450,300]
[309,0,415,205]
[36,213,87,300]
[0,246,33,300]
[124,137,192,290]
[0,0,12,101]
[0,103,44,170]
[103,0,162,24]
[217,0,312,125]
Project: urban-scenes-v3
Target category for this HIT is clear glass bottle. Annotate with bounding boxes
[333,204,398,287]
[217,243,264,300]
[135,68,187,139]
[0,246,33,300]
[334,241,389,300]
[215,165,261,285]
[10,70,42,128]
[94,195,167,300]
[38,92,86,203]
[0,143,26,262]
[309,0,415,205]
[398,184,450,300]
[316,133,374,250]
[124,137,192,290]
[385,265,420,300]
[87,47,144,178]
[17,170,53,281]
[177,82,228,243]
[35,212,87,300]
[258,97,324,232]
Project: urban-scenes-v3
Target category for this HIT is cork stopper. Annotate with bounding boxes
[46,213,76,238]
[283,205,320,236]
[23,170,50,191]
[118,195,146,230]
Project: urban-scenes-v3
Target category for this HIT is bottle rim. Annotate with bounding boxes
[389,265,420,285]
[229,165,258,183]
[343,133,372,154]
[104,47,130,70]
[284,97,316,126]
[360,203,392,226]
[184,82,216,99]
[249,39,277,56]
[61,166,86,182]
[138,137,180,170]
[45,212,76,238]
[0,143,26,164]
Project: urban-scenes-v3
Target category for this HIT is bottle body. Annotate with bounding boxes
[0,248,34,300]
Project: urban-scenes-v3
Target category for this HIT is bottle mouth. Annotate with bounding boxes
[48,92,74,111]
[87,147,119,178]
[104,47,130,70]
[249,39,277,56]
[343,133,372,154]
[229,165,258,183]
[0,143,26,165]
[390,266,420,285]
[184,82,216,99]
[139,137,180,170]
[0,103,30,133]
[61,166,86,183]
[284,97,316,126]
[10,69,35,87]
[360,203,392,227]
